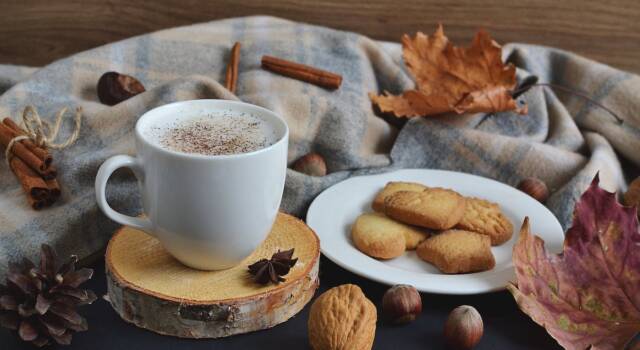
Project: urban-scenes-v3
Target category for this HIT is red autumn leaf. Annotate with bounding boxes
[508,175,640,350]
[370,25,526,118]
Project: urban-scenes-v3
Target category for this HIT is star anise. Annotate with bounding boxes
[0,244,96,347]
[248,249,298,285]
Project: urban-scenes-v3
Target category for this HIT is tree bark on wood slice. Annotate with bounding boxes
[105,212,320,338]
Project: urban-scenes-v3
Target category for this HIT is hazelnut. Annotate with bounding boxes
[382,284,422,324]
[444,305,483,350]
[517,177,549,203]
[97,71,146,106]
[624,177,640,219]
[293,152,327,177]
[308,284,376,350]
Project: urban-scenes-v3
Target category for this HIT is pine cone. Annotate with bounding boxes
[0,244,96,347]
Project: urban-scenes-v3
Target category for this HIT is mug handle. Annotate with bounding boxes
[95,155,153,234]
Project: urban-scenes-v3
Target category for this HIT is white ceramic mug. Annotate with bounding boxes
[95,100,289,270]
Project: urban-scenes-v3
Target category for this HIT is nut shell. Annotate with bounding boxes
[308,284,376,350]
[293,153,327,177]
[517,177,549,203]
[444,305,483,350]
[97,71,146,106]
[382,284,422,324]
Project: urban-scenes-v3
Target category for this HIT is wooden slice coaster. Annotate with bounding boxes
[105,212,320,338]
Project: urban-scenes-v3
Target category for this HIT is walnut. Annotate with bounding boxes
[308,284,377,350]
[624,177,640,218]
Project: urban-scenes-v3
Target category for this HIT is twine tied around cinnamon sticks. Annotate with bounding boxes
[4,106,82,166]
[0,106,83,209]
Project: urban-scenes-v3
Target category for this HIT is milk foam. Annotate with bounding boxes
[144,111,279,156]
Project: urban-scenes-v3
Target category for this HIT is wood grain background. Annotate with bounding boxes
[0,0,639,73]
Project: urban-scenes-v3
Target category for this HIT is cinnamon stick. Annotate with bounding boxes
[0,123,48,174]
[41,165,57,180]
[225,42,241,93]
[261,55,342,90]
[45,178,61,205]
[2,118,52,166]
[28,196,46,210]
[9,157,49,203]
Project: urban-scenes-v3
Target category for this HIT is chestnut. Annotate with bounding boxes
[97,71,146,106]
[381,284,422,324]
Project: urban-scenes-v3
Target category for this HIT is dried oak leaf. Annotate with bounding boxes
[508,175,640,350]
[370,25,526,118]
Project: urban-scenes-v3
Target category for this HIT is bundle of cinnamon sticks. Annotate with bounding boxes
[0,118,60,209]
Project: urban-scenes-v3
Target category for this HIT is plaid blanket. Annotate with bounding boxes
[0,16,637,276]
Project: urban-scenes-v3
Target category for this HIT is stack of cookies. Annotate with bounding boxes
[351,182,513,274]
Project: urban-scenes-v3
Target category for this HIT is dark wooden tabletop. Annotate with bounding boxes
[1,256,562,349]
[1,0,639,73]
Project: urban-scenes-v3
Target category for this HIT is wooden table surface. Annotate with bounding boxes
[0,0,639,73]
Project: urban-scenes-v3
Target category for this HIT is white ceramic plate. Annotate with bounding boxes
[306,169,564,295]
